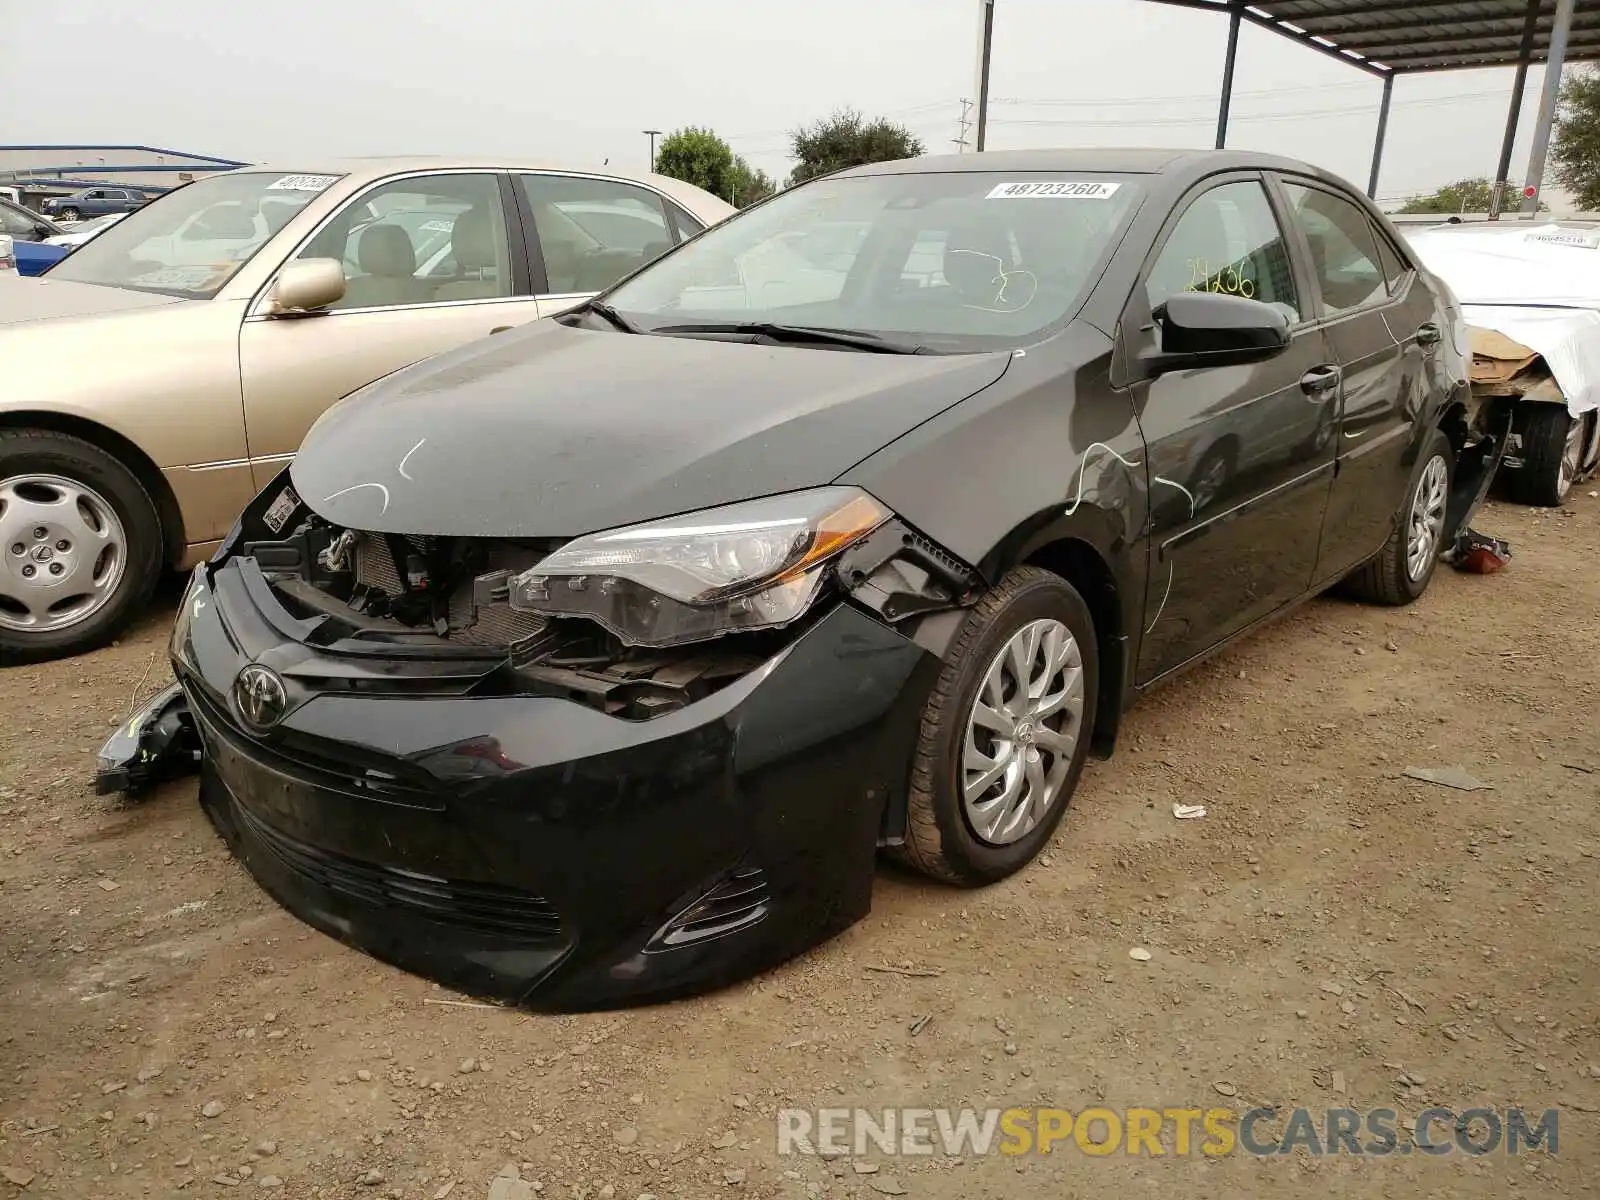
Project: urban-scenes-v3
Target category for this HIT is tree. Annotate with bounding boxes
[1553,66,1600,210]
[1398,178,1496,215]
[653,127,735,201]
[1398,177,1547,216]
[728,157,776,208]
[789,108,925,185]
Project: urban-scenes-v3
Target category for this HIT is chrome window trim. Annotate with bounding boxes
[249,166,695,319]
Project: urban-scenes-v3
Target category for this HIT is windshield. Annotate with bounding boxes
[45,170,344,297]
[603,171,1144,352]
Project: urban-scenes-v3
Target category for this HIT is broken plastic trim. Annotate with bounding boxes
[1442,403,1514,564]
[94,682,200,798]
[835,519,982,624]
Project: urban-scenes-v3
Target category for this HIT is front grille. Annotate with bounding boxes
[233,799,563,941]
[653,865,770,948]
[188,680,443,807]
[350,532,548,649]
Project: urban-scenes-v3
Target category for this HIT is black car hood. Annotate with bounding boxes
[291,321,1011,537]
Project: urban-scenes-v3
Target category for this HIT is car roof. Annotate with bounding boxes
[231,157,728,214]
[838,147,1333,179]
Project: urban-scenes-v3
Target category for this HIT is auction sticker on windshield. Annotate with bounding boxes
[267,174,340,192]
[986,181,1121,200]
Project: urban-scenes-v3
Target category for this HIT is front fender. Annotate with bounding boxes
[837,324,1149,639]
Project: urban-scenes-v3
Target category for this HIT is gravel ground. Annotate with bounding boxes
[2,493,1597,1200]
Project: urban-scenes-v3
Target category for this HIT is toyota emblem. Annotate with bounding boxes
[234,664,288,731]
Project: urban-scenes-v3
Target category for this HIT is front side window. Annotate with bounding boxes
[1147,180,1300,323]
[291,173,513,310]
[0,203,38,237]
[1283,182,1388,316]
[46,170,343,297]
[520,175,676,294]
[603,171,1144,352]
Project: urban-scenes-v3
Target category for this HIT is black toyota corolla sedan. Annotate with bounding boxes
[106,148,1508,1009]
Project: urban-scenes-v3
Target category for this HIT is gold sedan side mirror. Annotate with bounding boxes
[269,258,345,315]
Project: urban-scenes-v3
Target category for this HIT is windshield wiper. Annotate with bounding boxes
[651,321,923,354]
[572,299,643,334]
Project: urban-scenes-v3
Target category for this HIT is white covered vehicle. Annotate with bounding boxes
[1404,222,1600,505]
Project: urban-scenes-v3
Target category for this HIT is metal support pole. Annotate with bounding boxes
[1216,7,1242,149]
[1522,0,1576,217]
[1368,72,1394,199]
[975,0,995,152]
[643,129,662,172]
[1491,0,1542,219]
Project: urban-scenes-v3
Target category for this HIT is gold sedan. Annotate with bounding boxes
[0,158,735,662]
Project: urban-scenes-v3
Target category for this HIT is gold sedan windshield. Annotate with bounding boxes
[45,171,344,298]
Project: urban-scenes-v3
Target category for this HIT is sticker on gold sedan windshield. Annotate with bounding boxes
[267,174,339,192]
[986,180,1121,200]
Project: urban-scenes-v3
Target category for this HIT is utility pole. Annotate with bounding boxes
[974,0,995,151]
[954,98,973,152]
[643,129,663,172]
[1520,0,1576,217]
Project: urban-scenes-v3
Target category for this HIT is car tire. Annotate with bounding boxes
[0,429,164,665]
[59,207,81,223]
[891,565,1099,886]
[1510,404,1584,507]
[1343,427,1453,606]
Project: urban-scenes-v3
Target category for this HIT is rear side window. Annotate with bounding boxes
[1373,231,1408,294]
[1282,182,1388,316]
[519,174,676,294]
[1146,180,1301,323]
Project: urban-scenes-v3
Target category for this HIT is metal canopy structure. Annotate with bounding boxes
[1139,0,1595,212]
[969,1,1597,215]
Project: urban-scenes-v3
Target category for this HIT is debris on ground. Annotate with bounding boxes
[1172,803,1207,820]
[1450,529,1513,574]
[1402,766,1493,792]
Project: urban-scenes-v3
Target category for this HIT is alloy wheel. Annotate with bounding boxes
[0,474,128,633]
[1558,416,1584,501]
[961,618,1086,846]
[1406,455,1448,581]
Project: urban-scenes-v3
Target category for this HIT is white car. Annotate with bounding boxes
[1405,221,1600,504]
[42,211,127,248]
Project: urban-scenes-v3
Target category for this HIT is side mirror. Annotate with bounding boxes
[1144,291,1290,375]
[268,258,345,315]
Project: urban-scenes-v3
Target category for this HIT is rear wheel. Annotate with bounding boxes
[892,566,1098,886]
[1343,428,1453,606]
[1510,404,1586,507]
[0,430,164,665]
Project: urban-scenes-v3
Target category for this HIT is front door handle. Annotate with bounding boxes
[490,325,513,335]
[1416,322,1442,347]
[1300,365,1341,397]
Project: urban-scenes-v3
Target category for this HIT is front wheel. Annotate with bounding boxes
[892,566,1098,886]
[58,207,81,223]
[1343,428,1453,606]
[1510,404,1586,507]
[0,430,164,665]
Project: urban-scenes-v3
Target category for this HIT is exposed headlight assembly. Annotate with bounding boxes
[508,487,891,647]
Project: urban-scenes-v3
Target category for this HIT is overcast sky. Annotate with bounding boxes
[0,0,1574,204]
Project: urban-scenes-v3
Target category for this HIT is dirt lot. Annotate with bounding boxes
[2,493,1598,1200]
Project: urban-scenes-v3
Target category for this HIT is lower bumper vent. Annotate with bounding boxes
[651,865,771,949]
[233,800,563,941]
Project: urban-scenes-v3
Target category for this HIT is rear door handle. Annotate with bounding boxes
[1416,322,1442,346]
[1300,365,1341,397]
[490,325,513,335]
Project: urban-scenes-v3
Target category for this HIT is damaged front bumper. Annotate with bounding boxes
[125,555,937,1009]
[94,681,201,797]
